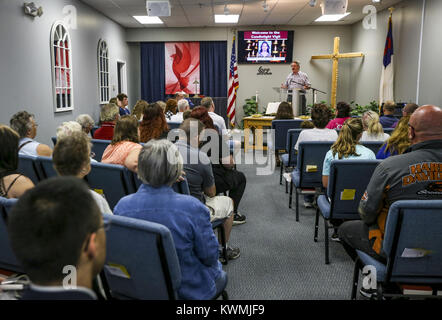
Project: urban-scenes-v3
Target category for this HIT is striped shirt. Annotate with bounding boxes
[284,71,310,90]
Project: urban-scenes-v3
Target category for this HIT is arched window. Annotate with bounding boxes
[50,21,74,112]
[98,39,110,104]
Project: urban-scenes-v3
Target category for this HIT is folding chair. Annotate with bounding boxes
[85,162,131,210]
[289,141,333,221]
[315,160,381,264]
[351,200,442,300]
[280,129,306,191]
[272,120,303,166]
[90,139,111,162]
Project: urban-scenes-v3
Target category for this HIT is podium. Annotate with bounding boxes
[272,87,306,116]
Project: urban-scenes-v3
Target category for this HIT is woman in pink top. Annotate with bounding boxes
[101,115,142,172]
[326,101,352,130]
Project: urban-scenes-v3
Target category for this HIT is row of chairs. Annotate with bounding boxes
[0,197,227,300]
[51,137,110,162]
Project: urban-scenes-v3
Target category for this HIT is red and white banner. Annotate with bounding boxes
[165,42,200,95]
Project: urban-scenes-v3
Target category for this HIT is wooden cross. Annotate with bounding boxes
[311,37,364,108]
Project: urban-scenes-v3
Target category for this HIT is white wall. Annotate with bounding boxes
[0,0,132,145]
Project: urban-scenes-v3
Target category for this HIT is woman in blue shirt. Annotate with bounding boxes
[376,116,411,159]
[113,139,225,300]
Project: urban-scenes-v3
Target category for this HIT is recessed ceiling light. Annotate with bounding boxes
[315,12,351,22]
[214,14,239,23]
[133,16,163,24]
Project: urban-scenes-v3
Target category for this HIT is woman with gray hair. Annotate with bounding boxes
[114,139,226,300]
[76,114,95,136]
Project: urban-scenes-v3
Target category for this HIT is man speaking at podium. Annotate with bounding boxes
[281,61,311,115]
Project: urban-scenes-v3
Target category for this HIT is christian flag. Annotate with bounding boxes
[227,36,238,126]
[379,13,394,106]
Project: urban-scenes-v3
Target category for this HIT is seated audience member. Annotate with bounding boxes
[109,97,118,105]
[139,103,170,143]
[8,177,106,300]
[175,91,195,108]
[379,100,398,128]
[101,115,142,173]
[376,116,410,160]
[114,139,225,300]
[131,99,148,121]
[294,103,338,208]
[76,114,95,136]
[338,105,442,298]
[156,100,167,113]
[201,97,227,134]
[116,93,130,116]
[0,125,34,198]
[93,103,119,140]
[322,118,376,240]
[56,121,97,162]
[275,101,294,119]
[165,99,178,120]
[392,103,419,128]
[53,132,112,214]
[10,111,53,157]
[360,110,390,142]
[170,99,190,123]
[190,107,247,225]
[326,101,351,130]
[176,118,240,262]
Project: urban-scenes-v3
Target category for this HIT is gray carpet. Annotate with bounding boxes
[223,153,354,300]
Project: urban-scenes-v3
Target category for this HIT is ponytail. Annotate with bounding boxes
[331,118,363,159]
[363,111,384,136]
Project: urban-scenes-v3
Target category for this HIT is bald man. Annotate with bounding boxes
[338,105,442,269]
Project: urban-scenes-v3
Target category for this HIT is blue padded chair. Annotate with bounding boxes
[289,141,334,221]
[383,127,395,135]
[316,160,381,264]
[90,139,111,162]
[51,136,57,147]
[351,200,442,300]
[167,121,182,130]
[280,129,307,189]
[271,120,303,156]
[101,214,182,300]
[90,126,100,137]
[17,155,41,185]
[35,156,58,179]
[360,141,384,155]
[0,197,23,273]
[85,162,131,210]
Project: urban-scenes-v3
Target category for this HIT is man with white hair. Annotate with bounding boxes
[170,99,190,123]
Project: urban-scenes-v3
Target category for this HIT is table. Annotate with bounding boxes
[243,116,274,152]
[243,116,310,152]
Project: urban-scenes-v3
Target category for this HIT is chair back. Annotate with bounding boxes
[297,141,334,188]
[167,121,182,130]
[102,214,181,300]
[128,170,190,196]
[17,155,41,184]
[271,119,303,152]
[85,162,131,210]
[360,141,384,155]
[0,197,23,273]
[382,200,442,284]
[328,160,381,220]
[36,156,58,179]
[286,129,307,166]
[91,139,111,162]
[90,126,99,137]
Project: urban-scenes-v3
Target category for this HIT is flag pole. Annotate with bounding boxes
[379,7,394,114]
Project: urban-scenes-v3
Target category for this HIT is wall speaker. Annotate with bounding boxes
[146,1,171,17]
[321,0,348,15]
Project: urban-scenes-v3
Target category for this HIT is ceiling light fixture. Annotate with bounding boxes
[133,15,164,24]
[315,12,350,22]
[214,14,239,23]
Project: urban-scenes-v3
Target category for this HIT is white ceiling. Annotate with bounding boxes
[80,0,403,28]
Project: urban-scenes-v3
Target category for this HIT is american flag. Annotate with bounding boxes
[227,36,238,126]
